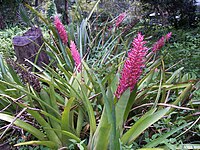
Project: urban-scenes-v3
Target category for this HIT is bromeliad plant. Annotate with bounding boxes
[0,3,198,150]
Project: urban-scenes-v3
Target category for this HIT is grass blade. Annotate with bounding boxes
[0,113,46,141]
[144,122,192,148]
[121,108,170,145]
[14,141,57,149]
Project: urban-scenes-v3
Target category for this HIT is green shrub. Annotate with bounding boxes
[0,26,25,57]
[165,27,200,77]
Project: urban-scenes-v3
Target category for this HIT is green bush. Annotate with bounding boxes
[0,26,25,57]
[165,27,200,77]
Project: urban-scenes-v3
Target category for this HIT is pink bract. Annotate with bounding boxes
[70,41,82,72]
[54,15,68,45]
[115,12,127,28]
[152,32,172,52]
[115,33,148,99]
[166,32,172,41]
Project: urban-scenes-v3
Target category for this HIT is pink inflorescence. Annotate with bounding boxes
[54,15,68,45]
[115,33,148,99]
[165,32,172,41]
[152,32,172,52]
[70,41,82,72]
[115,12,127,28]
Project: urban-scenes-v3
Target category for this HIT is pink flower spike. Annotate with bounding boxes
[152,37,165,52]
[54,15,68,45]
[115,12,127,28]
[70,41,82,72]
[152,32,172,52]
[115,33,148,99]
[166,32,172,41]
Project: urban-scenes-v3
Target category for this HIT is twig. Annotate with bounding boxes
[0,103,12,113]
[58,147,68,150]
[124,125,131,129]
[131,102,195,112]
[165,59,184,71]
[0,94,27,112]
[164,90,171,103]
[89,93,101,100]
[0,93,41,112]
[175,116,200,138]
[0,124,21,132]
[0,108,27,139]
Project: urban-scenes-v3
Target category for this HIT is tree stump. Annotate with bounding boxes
[12,27,49,69]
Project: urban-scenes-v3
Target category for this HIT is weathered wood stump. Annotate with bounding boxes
[12,27,49,69]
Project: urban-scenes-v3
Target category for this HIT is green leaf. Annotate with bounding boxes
[7,64,23,86]
[144,122,192,148]
[25,4,48,25]
[79,83,96,135]
[172,84,192,106]
[76,109,84,137]
[61,97,75,131]
[27,110,62,146]
[25,4,57,37]
[124,85,137,121]
[43,83,62,139]
[91,108,111,150]
[61,97,75,143]
[93,126,111,150]
[87,0,101,20]
[166,67,184,83]
[39,89,51,112]
[138,68,155,90]
[115,88,130,131]
[14,141,57,149]
[121,108,170,145]
[45,128,82,144]
[0,80,61,117]
[59,40,73,71]
[178,144,200,149]
[0,54,6,77]
[138,148,164,150]
[49,80,60,117]
[168,84,192,114]
[19,4,32,26]
[40,110,61,123]
[94,74,117,150]
[0,113,46,141]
